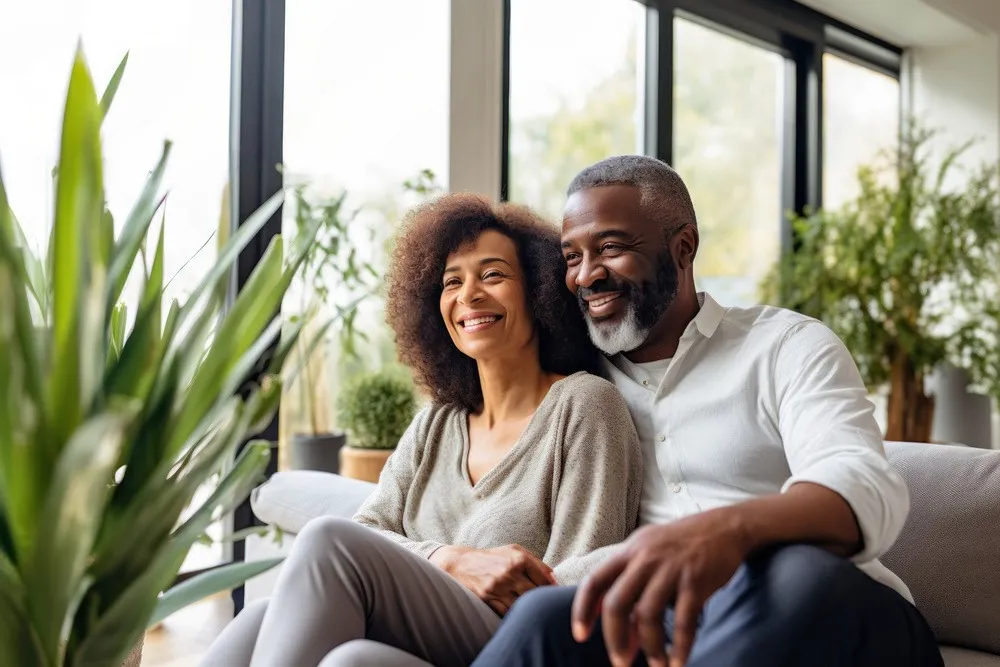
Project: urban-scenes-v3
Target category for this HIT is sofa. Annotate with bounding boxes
[247,441,1000,667]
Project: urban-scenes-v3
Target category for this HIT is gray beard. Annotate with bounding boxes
[584,299,650,356]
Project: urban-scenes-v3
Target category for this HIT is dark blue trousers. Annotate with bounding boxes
[471,545,943,667]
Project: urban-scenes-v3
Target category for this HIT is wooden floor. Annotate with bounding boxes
[141,594,233,667]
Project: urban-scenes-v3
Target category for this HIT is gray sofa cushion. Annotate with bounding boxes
[882,442,1000,655]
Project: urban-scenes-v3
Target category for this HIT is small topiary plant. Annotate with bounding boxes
[337,369,418,450]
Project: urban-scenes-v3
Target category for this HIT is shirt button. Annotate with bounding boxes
[657,434,666,442]
[642,379,650,387]
[672,484,682,493]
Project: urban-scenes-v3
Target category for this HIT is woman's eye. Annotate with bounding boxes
[443,278,461,288]
[563,253,580,265]
[483,270,504,281]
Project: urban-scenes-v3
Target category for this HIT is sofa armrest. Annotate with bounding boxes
[250,470,377,534]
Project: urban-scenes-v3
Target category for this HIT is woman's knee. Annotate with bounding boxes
[318,639,431,667]
[294,516,371,552]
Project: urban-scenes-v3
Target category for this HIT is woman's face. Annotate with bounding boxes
[440,229,535,362]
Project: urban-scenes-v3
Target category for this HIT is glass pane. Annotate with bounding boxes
[0,0,232,572]
[673,17,786,307]
[508,0,646,221]
[823,53,900,209]
[280,0,450,467]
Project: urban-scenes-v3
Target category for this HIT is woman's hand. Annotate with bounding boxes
[431,544,557,616]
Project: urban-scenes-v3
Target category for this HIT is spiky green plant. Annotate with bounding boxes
[0,47,322,666]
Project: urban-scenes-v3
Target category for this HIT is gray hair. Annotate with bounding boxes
[566,155,697,233]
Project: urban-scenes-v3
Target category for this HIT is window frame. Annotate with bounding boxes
[499,0,903,231]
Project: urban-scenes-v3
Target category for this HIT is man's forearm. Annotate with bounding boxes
[728,482,863,558]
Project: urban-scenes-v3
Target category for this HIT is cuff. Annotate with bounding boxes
[781,451,910,563]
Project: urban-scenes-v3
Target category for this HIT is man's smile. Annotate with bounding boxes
[583,292,625,318]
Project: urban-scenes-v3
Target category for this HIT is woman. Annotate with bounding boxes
[201,194,642,667]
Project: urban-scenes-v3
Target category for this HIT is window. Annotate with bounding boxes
[822,53,901,209]
[673,17,786,307]
[279,0,450,466]
[507,0,646,221]
[0,0,233,573]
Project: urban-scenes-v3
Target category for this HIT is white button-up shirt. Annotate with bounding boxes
[602,293,913,601]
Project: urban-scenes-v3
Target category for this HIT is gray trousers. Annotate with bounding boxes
[200,517,502,667]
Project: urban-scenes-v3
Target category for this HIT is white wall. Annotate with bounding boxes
[908,32,1000,167]
[907,18,1000,447]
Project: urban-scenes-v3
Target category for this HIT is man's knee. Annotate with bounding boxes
[504,586,577,635]
[755,544,861,614]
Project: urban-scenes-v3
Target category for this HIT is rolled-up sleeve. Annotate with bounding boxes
[774,320,910,563]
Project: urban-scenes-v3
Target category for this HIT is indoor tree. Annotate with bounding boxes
[763,121,1000,443]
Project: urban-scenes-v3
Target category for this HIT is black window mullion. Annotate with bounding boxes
[228,0,286,615]
[645,1,673,164]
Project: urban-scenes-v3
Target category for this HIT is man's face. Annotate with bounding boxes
[561,185,678,355]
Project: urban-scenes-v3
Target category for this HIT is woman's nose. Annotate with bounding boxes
[457,281,484,305]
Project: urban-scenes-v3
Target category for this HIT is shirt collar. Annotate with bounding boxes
[692,292,724,339]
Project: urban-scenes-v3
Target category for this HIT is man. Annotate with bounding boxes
[471,156,942,667]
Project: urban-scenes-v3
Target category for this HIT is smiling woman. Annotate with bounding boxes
[385,194,601,411]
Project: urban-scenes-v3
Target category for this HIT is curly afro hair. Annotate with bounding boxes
[385,193,601,411]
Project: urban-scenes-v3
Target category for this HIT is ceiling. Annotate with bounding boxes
[797,0,982,47]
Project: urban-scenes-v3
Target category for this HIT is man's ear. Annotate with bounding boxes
[674,225,699,271]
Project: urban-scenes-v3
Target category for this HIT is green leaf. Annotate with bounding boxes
[149,557,282,628]
[171,440,272,547]
[49,46,105,451]
[107,303,127,369]
[76,440,271,667]
[99,52,128,120]
[0,553,43,666]
[0,150,47,562]
[173,189,284,334]
[105,222,165,402]
[107,147,169,314]
[167,236,286,456]
[24,411,130,661]
[7,207,48,319]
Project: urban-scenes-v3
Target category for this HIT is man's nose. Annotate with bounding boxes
[575,256,607,288]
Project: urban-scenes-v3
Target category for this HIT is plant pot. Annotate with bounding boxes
[339,446,393,483]
[290,432,347,474]
[121,636,144,667]
[928,363,994,448]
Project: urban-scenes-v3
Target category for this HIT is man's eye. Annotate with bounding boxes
[601,243,624,254]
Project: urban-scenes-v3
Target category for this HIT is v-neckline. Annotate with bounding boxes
[459,373,577,491]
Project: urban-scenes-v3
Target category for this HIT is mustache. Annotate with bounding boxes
[577,278,631,301]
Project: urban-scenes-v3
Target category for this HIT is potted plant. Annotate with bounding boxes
[0,48,321,666]
[282,169,442,473]
[337,369,419,482]
[284,185,379,473]
[762,120,1000,443]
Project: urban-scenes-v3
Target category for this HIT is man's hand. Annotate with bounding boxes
[431,544,557,616]
[571,508,752,667]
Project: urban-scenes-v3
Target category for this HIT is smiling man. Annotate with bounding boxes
[471,156,943,667]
